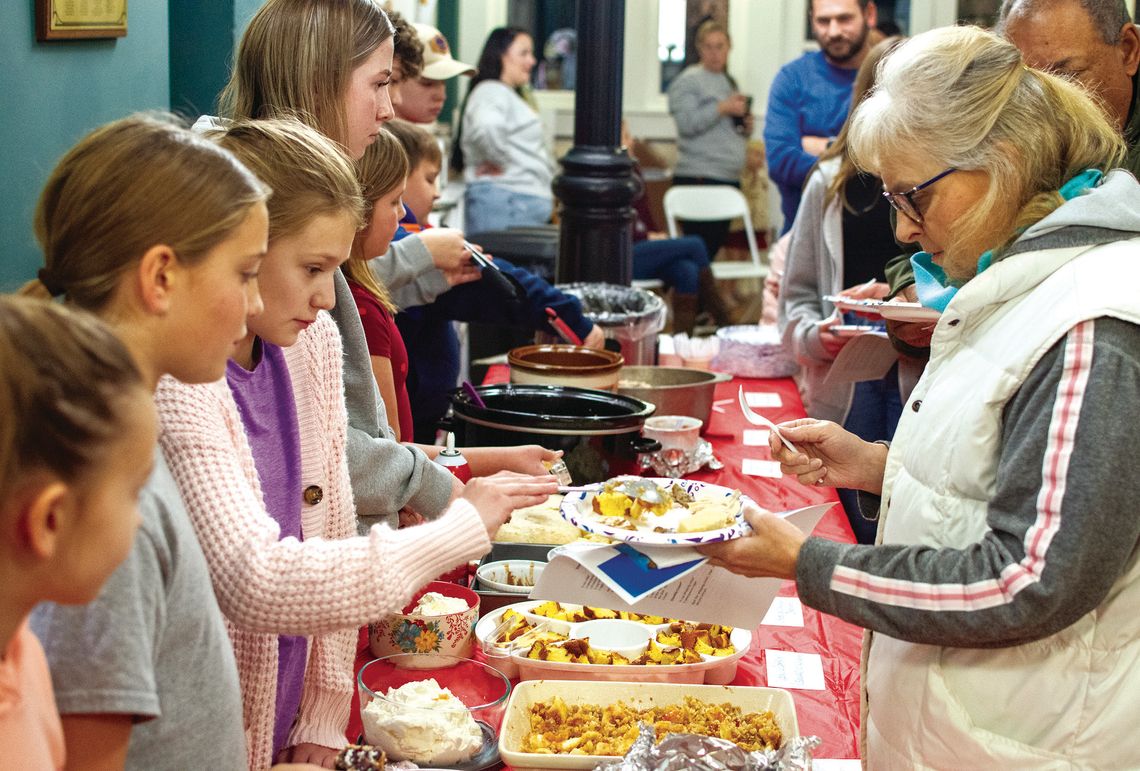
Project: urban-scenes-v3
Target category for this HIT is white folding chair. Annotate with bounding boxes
[663,185,768,282]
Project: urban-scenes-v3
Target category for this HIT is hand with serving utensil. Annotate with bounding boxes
[767,419,889,495]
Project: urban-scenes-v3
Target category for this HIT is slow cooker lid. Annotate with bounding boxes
[450,384,655,432]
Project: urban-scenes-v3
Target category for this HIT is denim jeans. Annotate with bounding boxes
[463,182,552,236]
[632,235,710,293]
[838,352,903,544]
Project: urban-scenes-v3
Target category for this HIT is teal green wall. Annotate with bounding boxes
[170,1,234,119]
[0,3,170,291]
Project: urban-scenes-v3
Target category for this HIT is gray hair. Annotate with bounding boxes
[848,25,1122,256]
[998,0,1131,45]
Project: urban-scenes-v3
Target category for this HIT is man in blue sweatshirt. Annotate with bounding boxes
[764,0,878,233]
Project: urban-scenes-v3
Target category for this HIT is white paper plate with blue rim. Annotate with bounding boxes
[559,477,754,546]
[824,295,942,322]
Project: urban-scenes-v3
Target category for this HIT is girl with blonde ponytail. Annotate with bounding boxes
[27,112,272,771]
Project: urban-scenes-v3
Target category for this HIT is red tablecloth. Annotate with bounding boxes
[347,371,863,762]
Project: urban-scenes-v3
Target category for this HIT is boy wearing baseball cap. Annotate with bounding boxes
[394,22,476,124]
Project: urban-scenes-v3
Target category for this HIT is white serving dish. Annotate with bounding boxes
[475,559,545,594]
[498,679,798,770]
[474,600,750,682]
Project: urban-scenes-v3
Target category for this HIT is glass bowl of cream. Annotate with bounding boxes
[358,653,510,768]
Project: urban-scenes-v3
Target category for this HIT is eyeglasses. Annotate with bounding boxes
[882,167,956,224]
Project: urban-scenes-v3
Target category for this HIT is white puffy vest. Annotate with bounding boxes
[863,239,1140,769]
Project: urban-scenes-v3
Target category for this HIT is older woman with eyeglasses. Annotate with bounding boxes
[701,25,1140,768]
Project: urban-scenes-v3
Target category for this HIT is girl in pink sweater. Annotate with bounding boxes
[156,119,556,768]
[0,297,155,771]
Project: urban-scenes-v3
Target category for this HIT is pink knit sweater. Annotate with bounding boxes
[155,312,490,770]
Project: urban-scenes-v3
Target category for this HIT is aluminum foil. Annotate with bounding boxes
[641,438,723,477]
[592,723,821,771]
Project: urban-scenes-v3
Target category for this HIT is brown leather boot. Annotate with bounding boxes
[698,267,733,326]
[671,293,699,334]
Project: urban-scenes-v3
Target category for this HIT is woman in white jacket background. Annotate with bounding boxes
[454,27,555,235]
[703,25,1140,769]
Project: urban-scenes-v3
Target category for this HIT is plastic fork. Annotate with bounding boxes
[738,385,799,455]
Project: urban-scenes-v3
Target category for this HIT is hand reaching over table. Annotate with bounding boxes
[461,445,562,476]
[462,471,560,537]
[768,419,888,495]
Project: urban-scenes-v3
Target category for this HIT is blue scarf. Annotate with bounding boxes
[911,169,1104,311]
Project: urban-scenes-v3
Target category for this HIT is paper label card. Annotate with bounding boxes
[745,392,783,409]
[812,760,863,771]
[765,650,825,690]
[742,429,770,447]
[743,458,783,478]
[761,597,804,627]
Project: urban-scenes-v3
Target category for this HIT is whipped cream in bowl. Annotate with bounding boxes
[370,580,480,659]
[358,654,511,769]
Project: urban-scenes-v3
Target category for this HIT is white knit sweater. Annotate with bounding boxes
[155,312,490,769]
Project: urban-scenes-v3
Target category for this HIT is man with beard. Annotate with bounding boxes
[764,0,878,233]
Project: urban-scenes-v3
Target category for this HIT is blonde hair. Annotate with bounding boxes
[0,295,145,495]
[847,25,1124,260]
[819,36,903,209]
[695,19,730,47]
[219,0,394,151]
[343,129,408,313]
[211,119,365,242]
[384,119,441,172]
[22,113,268,310]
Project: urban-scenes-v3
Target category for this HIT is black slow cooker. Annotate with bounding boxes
[449,384,657,484]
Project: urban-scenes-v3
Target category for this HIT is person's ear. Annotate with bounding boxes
[18,480,70,561]
[1119,23,1140,78]
[136,244,180,315]
[865,2,879,30]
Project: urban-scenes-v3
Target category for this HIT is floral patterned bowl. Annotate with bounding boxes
[370,581,480,659]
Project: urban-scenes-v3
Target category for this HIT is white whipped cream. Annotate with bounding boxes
[412,591,469,615]
[361,678,483,765]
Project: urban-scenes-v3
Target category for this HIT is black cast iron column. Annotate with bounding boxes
[553,0,641,285]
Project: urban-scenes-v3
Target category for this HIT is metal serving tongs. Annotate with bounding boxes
[738,385,799,455]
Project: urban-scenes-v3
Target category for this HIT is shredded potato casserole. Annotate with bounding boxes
[521,695,782,756]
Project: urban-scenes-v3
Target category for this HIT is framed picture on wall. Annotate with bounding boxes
[36,0,128,41]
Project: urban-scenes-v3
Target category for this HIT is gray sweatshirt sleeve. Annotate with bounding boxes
[778,168,834,365]
[373,236,450,308]
[796,317,1140,648]
[331,271,455,528]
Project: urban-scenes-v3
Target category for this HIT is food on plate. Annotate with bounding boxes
[334,744,386,770]
[584,477,743,534]
[525,637,703,666]
[521,695,782,755]
[592,479,672,519]
[411,591,469,616]
[655,622,736,656]
[360,679,483,765]
[530,601,667,626]
[488,604,736,666]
